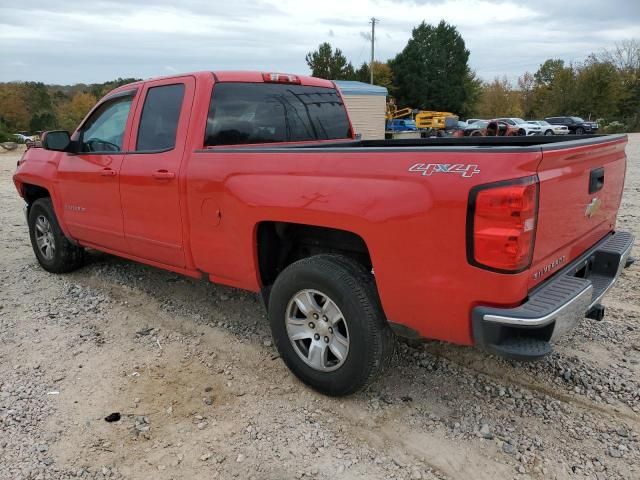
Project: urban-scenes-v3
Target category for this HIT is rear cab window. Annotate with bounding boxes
[204,83,351,146]
[136,84,185,151]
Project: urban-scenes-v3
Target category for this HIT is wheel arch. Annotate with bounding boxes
[20,181,75,243]
[255,221,373,302]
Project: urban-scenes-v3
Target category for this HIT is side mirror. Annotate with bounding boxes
[42,130,71,152]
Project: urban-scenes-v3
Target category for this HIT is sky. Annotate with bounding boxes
[0,0,638,85]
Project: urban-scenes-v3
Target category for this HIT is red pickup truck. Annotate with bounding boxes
[13,71,634,396]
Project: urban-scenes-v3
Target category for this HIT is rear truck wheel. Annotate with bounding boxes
[28,198,84,273]
[544,129,554,136]
[268,254,394,396]
[575,127,585,135]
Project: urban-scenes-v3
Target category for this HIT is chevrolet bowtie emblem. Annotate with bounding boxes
[585,198,602,218]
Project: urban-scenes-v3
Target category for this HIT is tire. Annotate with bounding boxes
[268,254,394,396]
[28,198,84,273]
[544,129,554,136]
[518,129,526,136]
[575,127,585,135]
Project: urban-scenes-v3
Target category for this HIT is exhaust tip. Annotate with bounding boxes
[586,304,605,321]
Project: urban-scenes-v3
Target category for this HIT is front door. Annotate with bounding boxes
[57,90,137,251]
[119,77,195,268]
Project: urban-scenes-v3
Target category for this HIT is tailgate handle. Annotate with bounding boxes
[589,167,604,194]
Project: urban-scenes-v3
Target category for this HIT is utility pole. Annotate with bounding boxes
[370,17,378,84]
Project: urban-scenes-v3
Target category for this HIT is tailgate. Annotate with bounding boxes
[529,136,628,288]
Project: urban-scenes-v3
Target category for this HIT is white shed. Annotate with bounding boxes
[333,81,388,140]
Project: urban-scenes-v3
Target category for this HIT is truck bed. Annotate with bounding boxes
[207,134,624,151]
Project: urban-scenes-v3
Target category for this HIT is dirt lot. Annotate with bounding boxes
[1,136,639,480]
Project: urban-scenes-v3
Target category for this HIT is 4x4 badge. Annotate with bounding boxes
[408,163,480,178]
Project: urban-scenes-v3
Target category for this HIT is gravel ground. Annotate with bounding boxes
[1,135,639,480]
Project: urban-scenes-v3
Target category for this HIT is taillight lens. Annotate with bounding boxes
[467,176,538,273]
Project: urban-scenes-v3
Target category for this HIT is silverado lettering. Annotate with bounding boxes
[13,71,634,396]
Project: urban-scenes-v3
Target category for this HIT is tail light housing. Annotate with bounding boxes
[467,176,539,273]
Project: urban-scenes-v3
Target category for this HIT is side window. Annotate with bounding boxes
[80,95,133,152]
[136,84,185,151]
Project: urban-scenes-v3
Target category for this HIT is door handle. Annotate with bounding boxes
[152,170,175,180]
[100,168,117,177]
[589,167,604,194]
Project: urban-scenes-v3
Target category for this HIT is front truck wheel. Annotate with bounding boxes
[28,198,84,273]
[268,254,394,396]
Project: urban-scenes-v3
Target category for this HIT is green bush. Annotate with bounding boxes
[603,121,627,133]
[0,121,11,142]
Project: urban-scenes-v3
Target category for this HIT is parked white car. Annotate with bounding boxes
[527,120,569,136]
[13,133,34,143]
[496,118,542,136]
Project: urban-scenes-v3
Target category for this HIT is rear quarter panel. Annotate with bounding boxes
[186,147,543,345]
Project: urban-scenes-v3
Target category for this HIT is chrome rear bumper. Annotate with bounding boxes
[472,231,634,360]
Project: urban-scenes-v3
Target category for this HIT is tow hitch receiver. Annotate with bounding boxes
[586,303,605,321]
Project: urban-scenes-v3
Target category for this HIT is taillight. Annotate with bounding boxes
[262,73,301,84]
[467,176,539,273]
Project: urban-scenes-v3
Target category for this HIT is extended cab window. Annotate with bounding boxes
[136,84,185,151]
[204,83,351,146]
[80,94,133,152]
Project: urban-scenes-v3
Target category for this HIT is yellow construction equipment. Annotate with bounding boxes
[415,111,458,130]
[386,105,413,120]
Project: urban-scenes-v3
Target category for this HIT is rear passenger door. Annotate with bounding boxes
[119,76,195,267]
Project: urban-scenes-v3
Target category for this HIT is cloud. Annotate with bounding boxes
[0,0,638,84]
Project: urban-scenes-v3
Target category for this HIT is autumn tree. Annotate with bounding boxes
[0,83,30,130]
[355,61,394,90]
[574,57,623,119]
[602,39,640,129]
[517,72,536,119]
[476,77,523,118]
[56,91,97,132]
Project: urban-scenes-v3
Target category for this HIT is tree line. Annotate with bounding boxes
[0,78,139,141]
[307,25,639,132]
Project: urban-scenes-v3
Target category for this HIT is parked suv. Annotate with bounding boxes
[545,117,599,135]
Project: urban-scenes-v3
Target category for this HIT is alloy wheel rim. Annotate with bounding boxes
[35,215,55,260]
[285,289,350,372]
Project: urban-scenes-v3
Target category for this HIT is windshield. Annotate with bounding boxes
[571,117,585,123]
[513,118,527,124]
